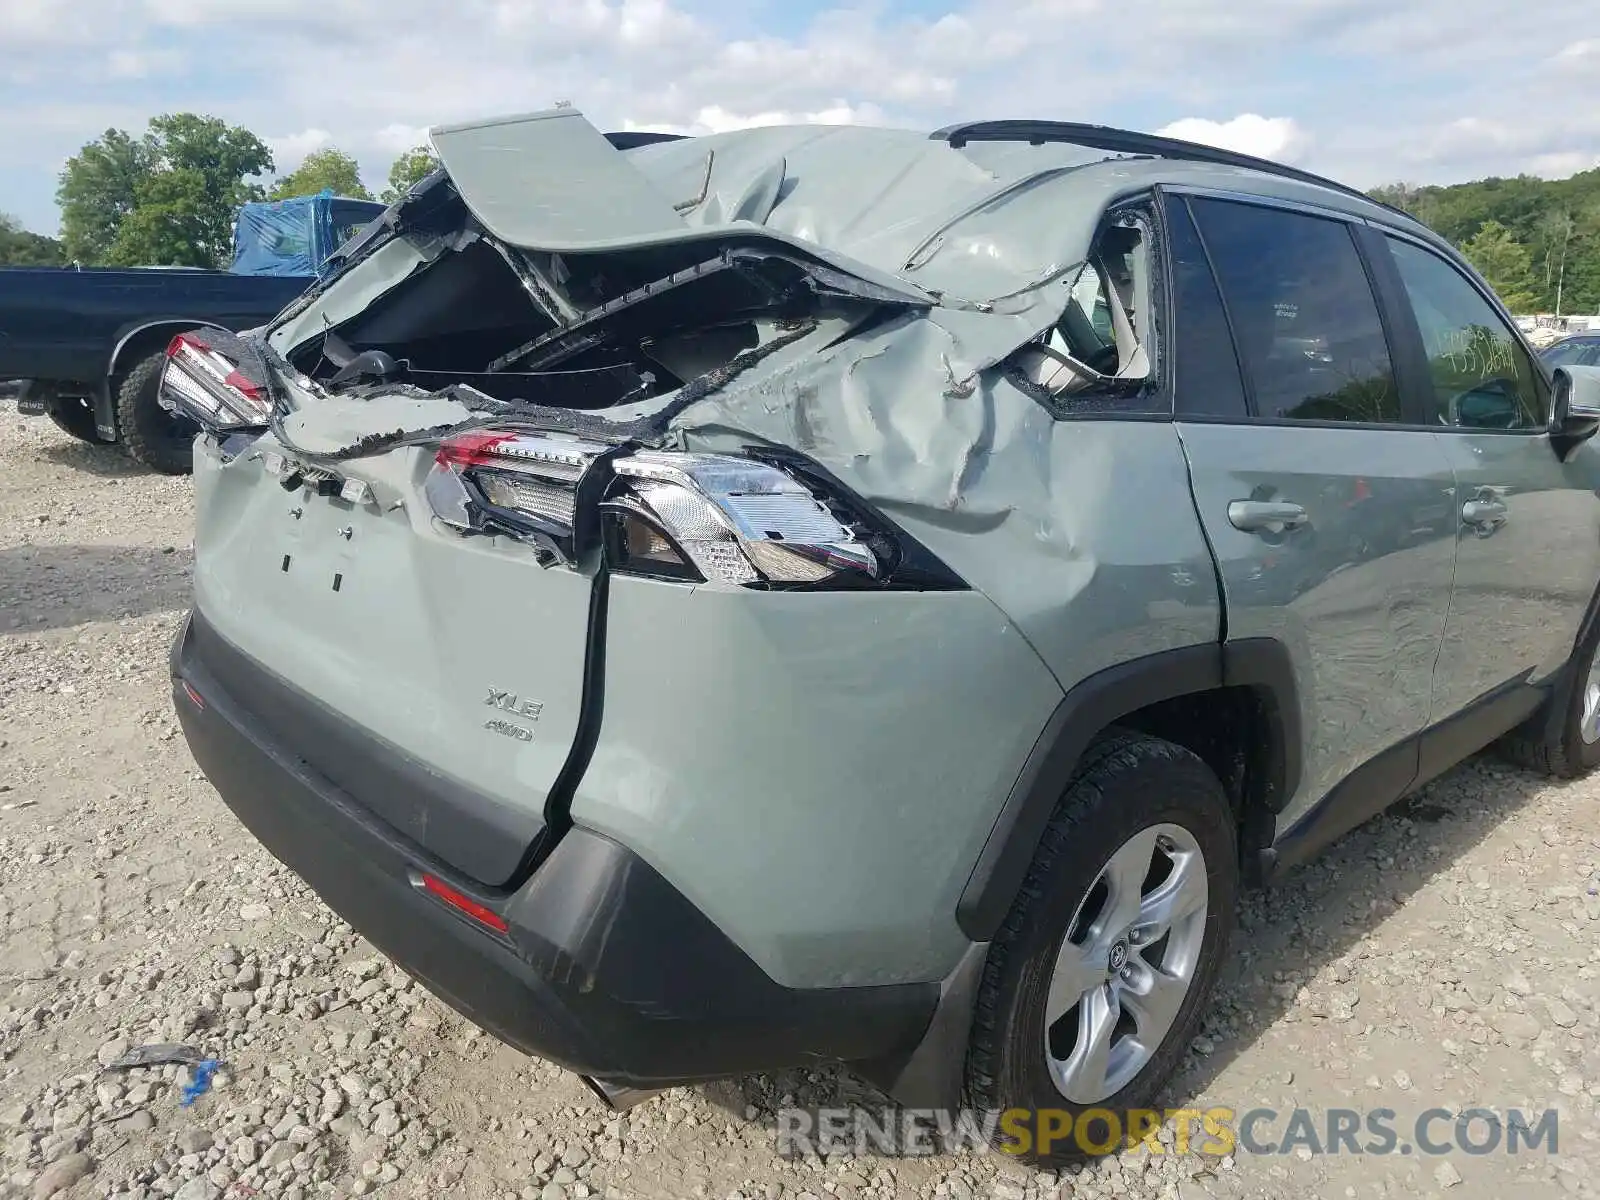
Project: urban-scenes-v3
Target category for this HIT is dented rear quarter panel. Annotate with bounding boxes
[565,309,1223,990]
[667,308,1224,687]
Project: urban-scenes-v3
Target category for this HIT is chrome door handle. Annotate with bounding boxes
[1461,498,1508,532]
[1228,500,1309,534]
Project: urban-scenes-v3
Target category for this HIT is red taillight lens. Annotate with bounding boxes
[434,430,516,469]
[417,873,509,935]
[159,330,272,429]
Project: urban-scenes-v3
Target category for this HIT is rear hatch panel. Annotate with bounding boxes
[191,421,593,886]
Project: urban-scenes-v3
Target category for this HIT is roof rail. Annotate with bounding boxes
[604,131,691,151]
[931,120,1395,213]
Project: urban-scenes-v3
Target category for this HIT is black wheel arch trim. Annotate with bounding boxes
[107,317,231,378]
[99,319,233,441]
[956,637,1300,941]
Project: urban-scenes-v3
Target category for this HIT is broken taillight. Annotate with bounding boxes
[424,429,614,565]
[424,430,913,589]
[602,452,879,586]
[159,331,273,430]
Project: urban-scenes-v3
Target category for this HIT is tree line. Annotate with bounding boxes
[3,110,1598,319]
[1371,171,1600,316]
[0,112,440,269]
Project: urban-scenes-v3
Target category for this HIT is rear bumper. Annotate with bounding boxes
[171,610,936,1087]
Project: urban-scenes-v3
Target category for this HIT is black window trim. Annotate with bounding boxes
[1370,224,1554,438]
[1160,184,1425,433]
[1350,222,1435,428]
[1154,186,1253,421]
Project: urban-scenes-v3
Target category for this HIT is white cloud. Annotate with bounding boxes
[266,128,333,171]
[637,101,887,137]
[1529,151,1600,179]
[105,47,185,79]
[374,124,430,155]
[1554,39,1599,67]
[1157,115,1311,163]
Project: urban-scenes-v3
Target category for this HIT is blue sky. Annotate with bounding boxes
[3,0,1597,237]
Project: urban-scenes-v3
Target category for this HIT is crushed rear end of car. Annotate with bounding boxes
[166,108,1156,1100]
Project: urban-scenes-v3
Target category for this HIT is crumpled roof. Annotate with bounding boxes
[620,123,1411,308]
[429,111,1414,319]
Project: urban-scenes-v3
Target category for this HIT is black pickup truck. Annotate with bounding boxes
[0,194,384,473]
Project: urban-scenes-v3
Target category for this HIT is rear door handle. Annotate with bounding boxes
[1461,497,1508,533]
[1228,500,1309,534]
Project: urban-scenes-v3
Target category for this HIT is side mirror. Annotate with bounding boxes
[1550,364,1600,459]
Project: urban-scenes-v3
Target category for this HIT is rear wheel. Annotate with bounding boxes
[45,394,105,443]
[1498,611,1600,778]
[963,730,1237,1168]
[116,350,199,475]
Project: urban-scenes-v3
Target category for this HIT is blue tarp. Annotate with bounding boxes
[230,190,386,278]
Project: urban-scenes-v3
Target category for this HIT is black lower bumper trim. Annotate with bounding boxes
[172,611,936,1087]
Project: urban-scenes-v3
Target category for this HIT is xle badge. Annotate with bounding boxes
[483,687,543,742]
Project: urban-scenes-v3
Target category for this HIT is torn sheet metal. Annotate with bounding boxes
[420,109,1405,321]
[269,236,446,356]
[663,309,1222,687]
[431,109,688,247]
[419,110,1104,317]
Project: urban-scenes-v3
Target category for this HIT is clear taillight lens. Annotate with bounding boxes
[159,331,273,429]
[603,451,878,586]
[424,429,614,566]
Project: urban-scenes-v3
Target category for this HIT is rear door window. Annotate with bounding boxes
[1189,197,1402,424]
[1383,236,1548,429]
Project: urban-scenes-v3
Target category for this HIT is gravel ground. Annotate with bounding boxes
[3,414,1600,1200]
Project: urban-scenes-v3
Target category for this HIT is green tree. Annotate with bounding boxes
[0,214,65,265]
[56,128,156,263]
[1461,221,1541,312]
[382,145,440,203]
[56,113,273,268]
[270,148,372,201]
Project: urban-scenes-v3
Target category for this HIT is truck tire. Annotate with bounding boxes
[115,350,199,475]
[962,730,1237,1168]
[46,395,105,444]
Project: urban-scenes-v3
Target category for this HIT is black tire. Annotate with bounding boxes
[1497,613,1600,778]
[45,395,105,443]
[962,730,1237,1169]
[115,350,199,475]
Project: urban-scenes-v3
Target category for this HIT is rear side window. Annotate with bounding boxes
[1545,339,1600,369]
[1165,196,1248,418]
[1190,198,1401,424]
[1384,236,1548,429]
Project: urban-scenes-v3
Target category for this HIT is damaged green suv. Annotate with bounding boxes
[167,110,1600,1166]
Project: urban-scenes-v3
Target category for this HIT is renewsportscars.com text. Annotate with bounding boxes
[774,1106,1559,1159]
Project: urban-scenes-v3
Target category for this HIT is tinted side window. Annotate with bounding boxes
[1166,196,1248,418]
[1545,340,1600,369]
[1190,198,1401,423]
[1385,236,1548,429]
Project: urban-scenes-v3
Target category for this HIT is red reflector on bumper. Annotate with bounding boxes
[182,681,205,710]
[419,873,509,934]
